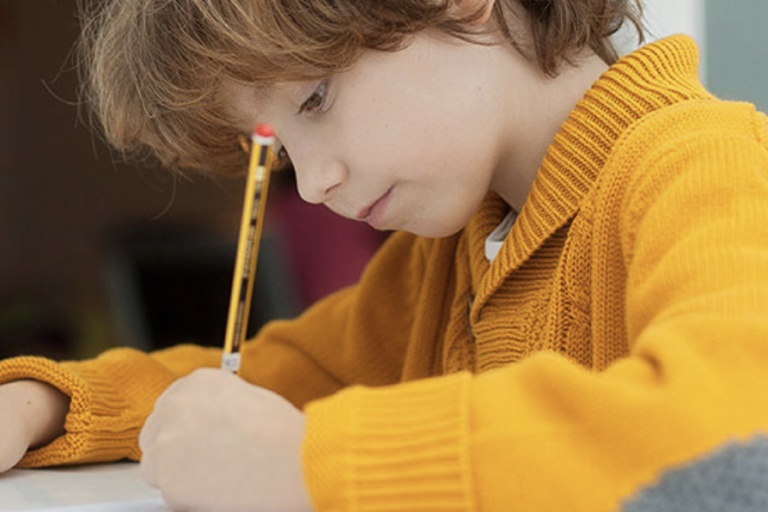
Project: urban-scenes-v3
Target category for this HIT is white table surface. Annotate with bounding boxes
[0,462,169,511]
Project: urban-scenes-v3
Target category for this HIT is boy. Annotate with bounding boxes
[2,0,768,510]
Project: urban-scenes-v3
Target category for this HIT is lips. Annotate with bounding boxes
[356,187,393,228]
[355,203,373,221]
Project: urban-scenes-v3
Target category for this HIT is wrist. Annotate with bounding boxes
[0,380,69,448]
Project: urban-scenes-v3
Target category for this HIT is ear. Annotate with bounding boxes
[447,0,496,25]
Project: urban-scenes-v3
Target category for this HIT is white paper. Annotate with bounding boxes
[3,498,170,512]
[0,463,169,511]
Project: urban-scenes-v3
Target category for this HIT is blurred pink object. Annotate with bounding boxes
[269,186,388,308]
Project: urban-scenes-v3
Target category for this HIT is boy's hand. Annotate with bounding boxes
[0,380,69,473]
[0,400,31,473]
[139,368,312,512]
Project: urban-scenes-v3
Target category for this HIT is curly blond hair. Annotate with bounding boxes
[78,0,644,176]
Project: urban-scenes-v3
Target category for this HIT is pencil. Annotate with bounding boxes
[221,123,275,373]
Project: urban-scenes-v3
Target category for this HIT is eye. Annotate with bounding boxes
[298,79,331,115]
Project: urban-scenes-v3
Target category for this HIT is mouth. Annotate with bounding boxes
[356,187,394,227]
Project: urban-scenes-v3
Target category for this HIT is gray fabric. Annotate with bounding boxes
[623,435,768,512]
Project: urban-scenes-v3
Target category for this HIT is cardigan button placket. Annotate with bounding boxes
[467,294,476,342]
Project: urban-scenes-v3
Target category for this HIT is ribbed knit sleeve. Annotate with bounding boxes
[0,228,436,468]
[305,373,477,512]
[0,349,178,467]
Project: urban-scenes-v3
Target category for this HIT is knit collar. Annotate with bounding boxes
[467,35,712,317]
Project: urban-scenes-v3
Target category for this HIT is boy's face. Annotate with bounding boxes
[226,30,533,237]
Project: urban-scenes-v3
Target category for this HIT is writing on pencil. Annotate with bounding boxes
[221,123,276,373]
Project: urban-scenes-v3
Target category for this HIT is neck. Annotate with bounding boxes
[493,52,609,212]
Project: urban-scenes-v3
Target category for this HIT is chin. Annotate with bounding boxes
[405,221,466,239]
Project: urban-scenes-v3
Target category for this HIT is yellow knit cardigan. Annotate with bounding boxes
[2,35,768,512]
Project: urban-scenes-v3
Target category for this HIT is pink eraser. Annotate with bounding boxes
[254,123,274,138]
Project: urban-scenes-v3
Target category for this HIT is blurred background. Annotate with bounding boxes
[0,0,766,361]
[0,1,387,360]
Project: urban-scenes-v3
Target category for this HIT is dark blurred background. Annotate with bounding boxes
[0,1,386,361]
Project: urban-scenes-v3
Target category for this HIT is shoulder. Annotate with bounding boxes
[588,98,768,253]
[612,98,768,168]
[596,98,768,206]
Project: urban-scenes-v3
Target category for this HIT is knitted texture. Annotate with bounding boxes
[305,35,768,511]
[1,35,768,512]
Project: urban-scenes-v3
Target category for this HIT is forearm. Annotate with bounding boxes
[0,379,69,472]
[0,379,70,448]
[0,379,69,449]
[0,350,178,467]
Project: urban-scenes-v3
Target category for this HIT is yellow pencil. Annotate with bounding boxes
[222,123,275,373]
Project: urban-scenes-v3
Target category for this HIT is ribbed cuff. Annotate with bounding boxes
[304,372,477,512]
[0,348,175,467]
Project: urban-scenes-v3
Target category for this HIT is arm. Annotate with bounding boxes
[303,126,768,511]
[151,227,435,407]
[0,229,430,468]
[0,380,68,472]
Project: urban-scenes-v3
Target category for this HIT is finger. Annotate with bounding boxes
[142,447,191,512]
[149,373,202,415]
[139,443,159,488]
[0,441,26,474]
[139,410,160,453]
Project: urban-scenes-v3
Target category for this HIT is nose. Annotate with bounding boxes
[293,154,347,205]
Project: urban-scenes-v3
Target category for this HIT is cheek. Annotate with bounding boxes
[339,84,494,186]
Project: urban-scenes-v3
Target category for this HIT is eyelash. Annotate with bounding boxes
[298,79,331,115]
[254,79,330,172]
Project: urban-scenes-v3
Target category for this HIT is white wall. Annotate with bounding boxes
[642,0,705,43]
[614,0,706,77]
[638,0,767,111]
